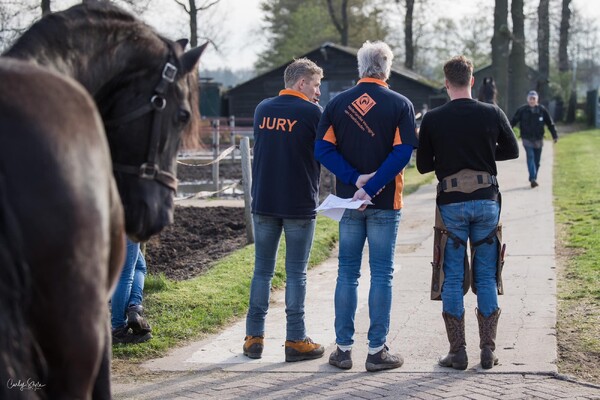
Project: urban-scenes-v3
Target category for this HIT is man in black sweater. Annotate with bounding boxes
[511,90,558,188]
[417,56,519,370]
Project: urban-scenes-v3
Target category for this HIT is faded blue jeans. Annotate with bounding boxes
[111,239,147,330]
[334,208,401,348]
[524,144,542,182]
[439,200,500,318]
[246,214,316,341]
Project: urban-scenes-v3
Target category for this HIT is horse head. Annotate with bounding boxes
[4,3,207,241]
[98,40,206,241]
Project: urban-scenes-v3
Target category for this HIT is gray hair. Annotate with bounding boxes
[284,58,323,88]
[357,41,394,80]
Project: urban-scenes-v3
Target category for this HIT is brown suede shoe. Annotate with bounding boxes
[243,336,264,359]
[284,337,325,362]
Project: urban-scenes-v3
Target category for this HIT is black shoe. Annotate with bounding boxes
[112,326,152,345]
[329,347,352,369]
[365,345,404,372]
[127,304,152,335]
[530,180,539,188]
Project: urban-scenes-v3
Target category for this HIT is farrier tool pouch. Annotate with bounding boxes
[431,206,470,300]
[430,169,505,300]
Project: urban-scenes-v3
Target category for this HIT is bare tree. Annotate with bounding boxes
[537,0,550,107]
[326,0,349,46]
[558,0,575,122]
[491,0,510,111]
[404,0,415,70]
[174,0,220,48]
[508,0,527,116]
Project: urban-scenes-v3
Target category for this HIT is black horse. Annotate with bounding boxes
[0,3,205,399]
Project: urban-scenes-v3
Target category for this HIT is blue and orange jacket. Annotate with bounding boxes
[315,78,418,210]
[251,89,322,218]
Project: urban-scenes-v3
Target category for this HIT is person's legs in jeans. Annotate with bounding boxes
[246,214,282,337]
[128,248,147,307]
[523,145,537,183]
[334,209,367,347]
[111,239,139,330]
[439,203,469,319]
[283,218,316,341]
[470,200,500,317]
[533,146,543,181]
[365,209,401,349]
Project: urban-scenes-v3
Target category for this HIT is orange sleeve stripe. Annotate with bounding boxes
[393,127,402,146]
[323,126,337,145]
[393,170,405,210]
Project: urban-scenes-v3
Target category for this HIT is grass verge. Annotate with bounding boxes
[554,129,600,383]
[112,165,433,361]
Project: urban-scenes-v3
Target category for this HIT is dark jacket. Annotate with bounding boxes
[510,104,557,141]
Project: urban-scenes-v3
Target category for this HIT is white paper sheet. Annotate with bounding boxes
[315,194,373,221]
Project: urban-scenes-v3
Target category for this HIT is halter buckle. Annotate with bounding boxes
[162,62,177,83]
[139,163,158,179]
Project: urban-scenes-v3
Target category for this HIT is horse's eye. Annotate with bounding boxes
[177,109,190,124]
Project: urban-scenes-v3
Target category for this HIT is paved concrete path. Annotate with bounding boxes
[114,144,600,399]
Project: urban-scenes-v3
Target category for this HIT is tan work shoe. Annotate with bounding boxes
[284,336,325,362]
[243,335,264,359]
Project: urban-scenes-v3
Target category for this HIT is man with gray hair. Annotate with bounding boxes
[315,41,418,371]
[244,57,325,362]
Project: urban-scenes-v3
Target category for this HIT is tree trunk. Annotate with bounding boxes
[491,0,510,112]
[404,0,415,70]
[189,0,198,48]
[41,0,51,16]
[326,0,349,46]
[508,0,527,116]
[537,0,550,107]
[559,0,575,122]
[558,0,571,73]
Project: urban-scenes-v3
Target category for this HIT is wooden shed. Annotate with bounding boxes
[225,42,444,119]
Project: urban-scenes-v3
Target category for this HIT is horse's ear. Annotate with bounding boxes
[176,39,189,50]
[180,41,209,75]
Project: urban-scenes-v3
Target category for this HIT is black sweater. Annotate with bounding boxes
[416,98,519,204]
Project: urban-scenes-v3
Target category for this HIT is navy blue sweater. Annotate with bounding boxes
[315,78,418,210]
[251,89,322,218]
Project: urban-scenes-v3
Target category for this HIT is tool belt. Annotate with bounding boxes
[430,170,505,301]
[437,169,498,195]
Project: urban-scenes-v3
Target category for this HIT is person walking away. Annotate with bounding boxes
[510,90,558,188]
[315,41,418,372]
[417,55,519,370]
[243,58,325,362]
[111,238,152,344]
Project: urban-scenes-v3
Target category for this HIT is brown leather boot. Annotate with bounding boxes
[439,312,468,370]
[476,308,501,369]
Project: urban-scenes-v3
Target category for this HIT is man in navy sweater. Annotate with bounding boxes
[315,41,418,372]
[243,58,325,362]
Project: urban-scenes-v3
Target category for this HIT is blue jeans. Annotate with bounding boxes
[246,214,316,341]
[334,208,401,348]
[524,144,542,182]
[111,239,147,330]
[439,200,500,318]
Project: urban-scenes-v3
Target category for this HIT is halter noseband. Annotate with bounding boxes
[105,58,179,192]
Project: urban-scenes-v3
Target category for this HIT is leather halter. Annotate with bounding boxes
[105,58,179,192]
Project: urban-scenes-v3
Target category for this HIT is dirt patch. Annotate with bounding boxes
[145,206,247,280]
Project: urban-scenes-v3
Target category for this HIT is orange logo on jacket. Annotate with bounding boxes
[258,117,298,132]
[351,93,377,116]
